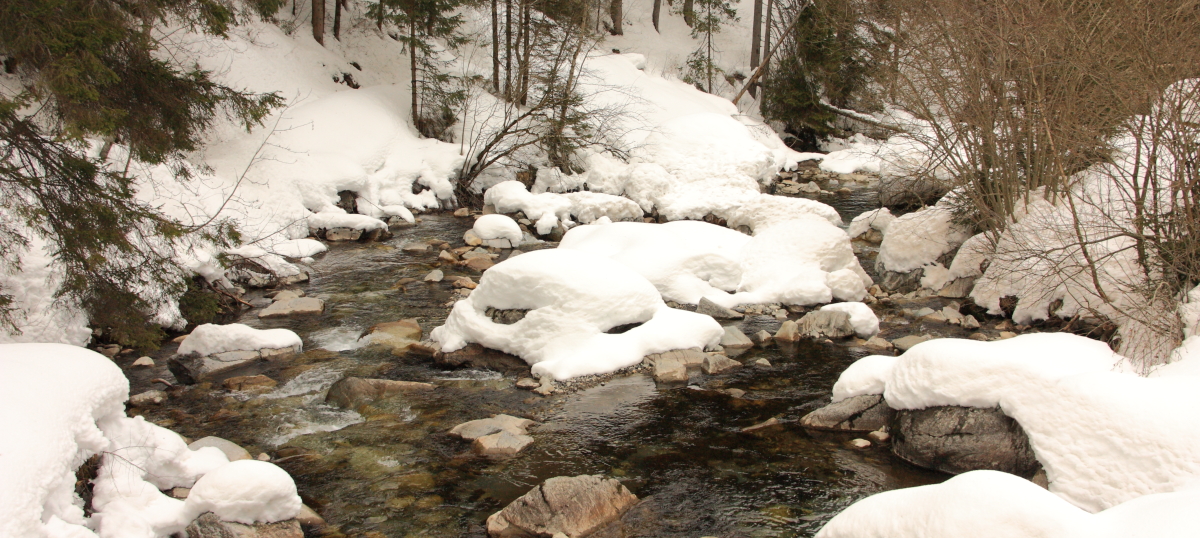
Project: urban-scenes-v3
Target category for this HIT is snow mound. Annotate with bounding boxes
[178,323,302,356]
[0,344,301,537]
[877,205,972,273]
[483,181,642,234]
[472,214,523,244]
[817,470,1200,538]
[846,208,894,239]
[832,333,1200,511]
[225,245,304,278]
[269,238,327,259]
[429,248,723,380]
[820,302,879,338]
[559,219,871,308]
[307,210,387,232]
[186,460,301,524]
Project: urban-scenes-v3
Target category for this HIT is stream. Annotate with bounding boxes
[130,183,950,538]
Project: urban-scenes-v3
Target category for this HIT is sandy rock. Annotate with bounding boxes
[324,227,362,242]
[130,390,167,406]
[464,229,484,246]
[296,505,325,527]
[696,297,744,319]
[937,277,977,298]
[719,326,754,356]
[272,290,301,303]
[258,297,325,318]
[753,358,771,367]
[868,429,891,443]
[799,394,893,432]
[402,242,430,253]
[450,414,537,440]
[515,378,540,390]
[474,430,535,457]
[891,334,932,351]
[454,208,471,217]
[465,257,495,272]
[425,269,444,282]
[643,349,708,367]
[774,320,800,342]
[849,438,871,449]
[962,315,981,330]
[132,356,155,367]
[486,475,637,538]
[652,357,687,382]
[223,375,278,392]
[750,330,773,346]
[864,336,894,351]
[451,276,478,289]
[188,436,251,461]
[360,319,422,355]
[325,377,434,409]
[741,417,782,432]
[439,250,459,263]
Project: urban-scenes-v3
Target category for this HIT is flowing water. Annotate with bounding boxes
[133,184,948,538]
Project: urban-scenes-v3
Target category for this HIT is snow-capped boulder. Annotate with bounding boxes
[169,324,302,383]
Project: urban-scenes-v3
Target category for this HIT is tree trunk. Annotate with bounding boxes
[652,0,661,32]
[492,0,500,92]
[520,0,532,104]
[683,0,694,27]
[505,0,513,98]
[609,0,623,35]
[411,19,419,135]
[333,0,342,40]
[312,0,325,45]
[749,0,762,97]
[761,0,773,99]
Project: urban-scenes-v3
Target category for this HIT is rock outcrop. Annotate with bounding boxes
[890,405,1040,477]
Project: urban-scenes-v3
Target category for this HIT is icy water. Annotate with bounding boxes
[133,185,947,538]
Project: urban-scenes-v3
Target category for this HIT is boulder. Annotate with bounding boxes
[515,378,540,390]
[188,436,252,461]
[962,315,981,330]
[875,268,923,294]
[695,297,744,319]
[474,430,535,457]
[796,310,855,339]
[890,405,1040,477]
[258,297,325,319]
[271,290,301,303]
[892,334,932,351]
[450,414,536,440]
[324,377,435,409]
[719,326,753,356]
[324,227,362,242]
[401,242,430,253]
[643,349,707,367]
[464,229,484,246]
[451,276,478,289]
[937,277,977,298]
[701,354,741,375]
[799,394,893,432]
[486,475,638,538]
[750,330,773,346]
[454,208,471,217]
[774,320,800,342]
[465,257,495,272]
[753,358,771,368]
[864,336,893,351]
[359,319,422,355]
[652,357,687,383]
[185,512,302,538]
[424,269,444,282]
[168,342,301,385]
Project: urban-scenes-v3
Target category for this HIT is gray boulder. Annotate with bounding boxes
[695,297,744,319]
[701,354,741,375]
[168,343,300,385]
[487,475,638,538]
[891,405,1040,477]
[258,297,325,319]
[719,327,753,357]
[185,512,301,538]
[651,356,687,383]
[796,310,855,339]
[451,414,538,457]
[799,394,893,432]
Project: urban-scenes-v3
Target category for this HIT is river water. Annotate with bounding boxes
[133,186,946,538]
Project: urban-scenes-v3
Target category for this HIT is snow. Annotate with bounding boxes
[820,302,880,338]
[817,470,1200,538]
[846,208,894,239]
[0,238,92,346]
[307,210,387,232]
[559,219,871,308]
[225,245,304,278]
[0,343,305,537]
[1151,336,1200,378]
[177,323,302,356]
[429,248,723,380]
[269,238,327,259]
[877,205,972,273]
[482,181,642,234]
[472,214,523,244]
[831,333,1200,512]
[185,460,302,524]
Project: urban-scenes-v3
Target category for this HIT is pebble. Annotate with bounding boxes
[753,358,771,368]
[868,430,890,443]
[453,208,470,217]
[849,438,871,449]
[132,356,155,367]
[424,269,444,282]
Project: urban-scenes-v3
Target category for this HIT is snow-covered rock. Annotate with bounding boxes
[186,460,302,524]
[472,214,523,247]
[170,324,302,383]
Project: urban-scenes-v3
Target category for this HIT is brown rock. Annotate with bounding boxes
[325,377,434,409]
[465,257,495,272]
[223,375,278,392]
[185,512,302,538]
[486,475,638,538]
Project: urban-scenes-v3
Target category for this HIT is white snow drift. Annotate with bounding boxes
[177,323,303,357]
[430,249,724,380]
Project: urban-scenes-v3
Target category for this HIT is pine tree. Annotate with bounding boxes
[676,0,736,93]
[0,0,283,346]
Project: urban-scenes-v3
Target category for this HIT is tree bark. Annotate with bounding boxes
[505,0,513,98]
[609,0,623,35]
[749,0,762,97]
[333,0,342,40]
[652,0,661,32]
[492,0,500,92]
[410,19,419,135]
[683,0,694,27]
[520,0,532,104]
[312,0,325,45]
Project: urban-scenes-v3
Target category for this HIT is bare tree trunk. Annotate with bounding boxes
[683,0,694,27]
[652,0,661,32]
[492,0,500,92]
[312,0,325,45]
[520,0,532,104]
[505,0,513,98]
[609,0,623,35]
[761,0,773,100]
[376,0,383,30]
[333,0,342,40]
[410,19,419,134]
[749,0,762,97]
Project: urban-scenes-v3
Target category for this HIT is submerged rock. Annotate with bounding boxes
[258,297,325,319]
[701,354,741,375]
[891,405,1040,477]
[796,309,855,339]
[359,319,422,355]
[188,436,252,462]
[185,512,302,538]
[799,394,893,432]
[486,475,638,538]
[719,326,753,357]
[450,414,538,457]
[325,377,434,409]
[129,390,167,407]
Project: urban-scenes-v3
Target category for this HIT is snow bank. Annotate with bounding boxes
[429,249,723,380]
[0,343,304,537]
[269,238,327,259]
[817,470,1200,538]
[877,204,972,274]
[225,245,304,278]
[820,302,879,338]
[307,210,387,232]
[559,219,871,308]
[178,323,302,356]
[846,208,894,239]
[472,214,523,244]
[832,333,1200,511]
[0,238,92,346]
